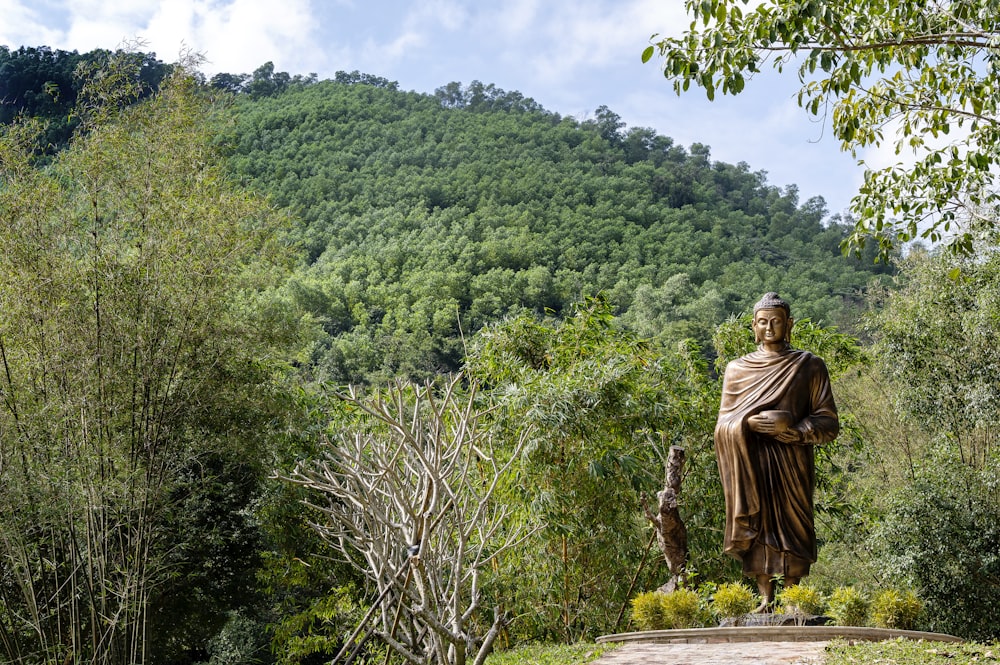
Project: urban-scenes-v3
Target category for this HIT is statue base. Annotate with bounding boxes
[719,612,831,627]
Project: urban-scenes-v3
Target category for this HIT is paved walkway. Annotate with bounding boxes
[591,625,962,664]
[594,640,828,664]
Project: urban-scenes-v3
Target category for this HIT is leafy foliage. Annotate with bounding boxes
[807,245,1000,642]
[867,455,1000,641]
[778,584,825,616]
[0,44,169,151]
[630,589,705,630]
[646,0,1000,258]
[466,297,726,640]
[629,591,668,631]
[869,249,1000,469]
[268,585,367,665]
[712,313,864,377]
[869,589,923,631]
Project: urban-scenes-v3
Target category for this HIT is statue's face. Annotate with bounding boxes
[753,308,791,345]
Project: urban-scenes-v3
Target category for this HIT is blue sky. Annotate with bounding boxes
[1,0,877,217]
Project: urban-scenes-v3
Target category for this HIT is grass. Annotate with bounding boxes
[483,642,619,665]
[825,637,999,665]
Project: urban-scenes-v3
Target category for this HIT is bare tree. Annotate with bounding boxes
[286,376,533,665]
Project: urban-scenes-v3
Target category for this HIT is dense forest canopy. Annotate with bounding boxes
[217,71,893,383]
[0,44,169,150]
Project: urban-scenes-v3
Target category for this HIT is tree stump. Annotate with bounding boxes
[642,445,688,593]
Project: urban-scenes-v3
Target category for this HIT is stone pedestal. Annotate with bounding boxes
[718,612,831,627]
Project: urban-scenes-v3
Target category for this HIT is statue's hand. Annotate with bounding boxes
[747,415,770,433]
[748,410,793,435]
[775,427,805,444]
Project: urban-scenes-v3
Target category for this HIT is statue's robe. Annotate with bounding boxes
[715,348,839,577]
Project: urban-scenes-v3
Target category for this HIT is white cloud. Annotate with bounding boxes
[58,1,159,51]
[346,1,470,78]
[0,1,73,49]
[0,0,325,77]
[415,0,467,31]
[471,1,686,90]
[148,0,322,75]
[491,0,540,37]
[380,30,427,62]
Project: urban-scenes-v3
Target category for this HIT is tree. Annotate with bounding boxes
[852,249,1000,639]
[868,453,1000,641]
[0,52,288,664]
[285,376,532,665]
[0,45,170,151]
[868,248,1000,470]
[644,0,1000,258]
[465,296,722,641]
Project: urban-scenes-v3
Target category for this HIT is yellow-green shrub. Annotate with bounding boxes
[630,589,705,630]
[712,582,757,619]
[630,591,666,631]
[827,587,869,626]
[779,584,825,615]
[870,589,921,630]
[660,588,704,629]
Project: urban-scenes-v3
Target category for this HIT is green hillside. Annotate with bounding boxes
[0,47,893,383]
[221,76,892,383]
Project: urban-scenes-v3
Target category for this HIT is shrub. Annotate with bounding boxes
[827,587,869,626]
[869,589,921,630]
[779,584,825,615]
[711,582,757,619]
[630,591,666,631]
[660,588,705,629]
[630,589,706,630]
[866,456,1000,640]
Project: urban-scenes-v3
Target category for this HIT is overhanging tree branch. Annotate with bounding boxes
[646,0,1000,258]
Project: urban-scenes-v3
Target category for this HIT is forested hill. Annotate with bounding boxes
[0,47,893,383]
[221,76,892,383]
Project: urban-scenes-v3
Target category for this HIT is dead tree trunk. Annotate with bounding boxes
[642,445,688,593]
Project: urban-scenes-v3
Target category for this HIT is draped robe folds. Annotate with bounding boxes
[715,348,839,578]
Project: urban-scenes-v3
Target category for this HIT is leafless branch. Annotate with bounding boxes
[284,374,533,665]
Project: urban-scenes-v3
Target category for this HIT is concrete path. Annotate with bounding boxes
[593,640,828,664]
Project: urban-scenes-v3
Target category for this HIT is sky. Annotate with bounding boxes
[0,0,885,217]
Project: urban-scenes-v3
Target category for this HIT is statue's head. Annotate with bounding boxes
[752,292,793,346]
